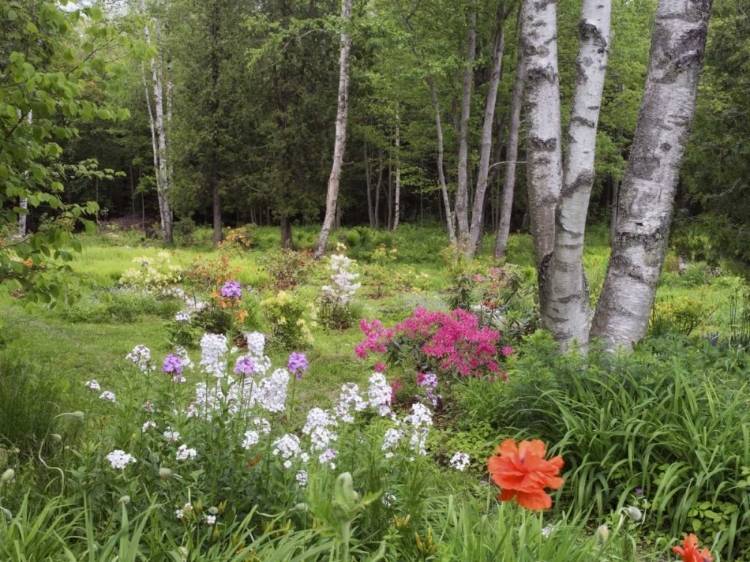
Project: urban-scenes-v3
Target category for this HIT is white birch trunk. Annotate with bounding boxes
[141,0,173,244]
[467,23,506,257]
[591,0,713,349]
[521,0,563,267]
[455,0,477,241]
[542,0,612,349]
[18,110,31,238]
[494,52,525,259]
[427,77,457,245]
[315,0,353,258]
[393,115,401,233]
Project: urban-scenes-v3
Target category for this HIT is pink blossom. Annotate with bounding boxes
[374,362,387,372]
[501,346,515,357]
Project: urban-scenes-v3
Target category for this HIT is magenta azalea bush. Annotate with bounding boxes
[356,307,508,379]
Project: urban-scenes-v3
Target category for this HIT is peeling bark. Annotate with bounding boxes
[315,0,353,257]
[455,0,477,241]
[542,0,612,349]
[520,0,563,267]
[591,0,713,350]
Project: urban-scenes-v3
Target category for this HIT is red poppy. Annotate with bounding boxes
[487,439,564,511]
[672,534,713,562]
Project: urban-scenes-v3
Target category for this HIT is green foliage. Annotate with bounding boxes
[259,249,315,291]
[649,295,715,337]
[60,290,181,324]
[261,290,315,349]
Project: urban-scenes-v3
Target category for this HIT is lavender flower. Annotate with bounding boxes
[220,281,242,299]
[163,354,183,376]
[287,352,308,378]
[234,356,256,376]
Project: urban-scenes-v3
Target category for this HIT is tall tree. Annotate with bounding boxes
[591,0,713,349]
[316,0,354,258]
[208,0,221,245]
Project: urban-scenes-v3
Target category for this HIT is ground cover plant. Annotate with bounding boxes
[1,225,749,561]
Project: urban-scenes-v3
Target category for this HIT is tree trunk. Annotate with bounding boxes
[542,0,612,349]
[141,0,173,244]
[591,0,713,350]
[364,141,375,227]
[18,110,31,238]
[386,156,393,230]
[375,149,383,229]
[467,14,506,257]
[315,0,353,258]
[393,115,401,233]
[427,77,457,245]
[280,215,293,248]
[209,0,222,246]
[455,0,477,242]
[495,51,525,259]
[609,176,620,244]
[520,0,563,268]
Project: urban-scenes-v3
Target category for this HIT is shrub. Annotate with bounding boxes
[259,249,315,290]
[318,254,361,330]
[220,224,258,252]
[261,291,315,349]
[118,252,183,292]
[173,217,196,246]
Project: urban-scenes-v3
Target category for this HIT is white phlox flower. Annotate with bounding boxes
[449,452,470,471]
[176,444,197,460]
[199,333,228,377]
[334,383,367,423]
[107,450,137,469]
[367,373,392,416]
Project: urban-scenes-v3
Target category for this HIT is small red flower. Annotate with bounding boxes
[672,534,713,562]
[488,439,564,511]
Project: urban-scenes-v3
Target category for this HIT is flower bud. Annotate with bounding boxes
[71,411,85,421]
[159,467,173,480]
[208,506,218,515]
[51,434,62,442]
[596,524,609,543]
[1,507,11,521]
[625,506,643,522]
[1,468,15,484]
[119,495,131,505]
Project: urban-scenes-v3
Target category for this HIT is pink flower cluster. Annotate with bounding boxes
[356,308,505,378]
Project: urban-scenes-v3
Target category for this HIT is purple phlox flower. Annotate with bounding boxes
[234,356,256,376]
[287,352,308,379]
[163,354,183,376]
[220,281,242,299]
[635,487,644,496]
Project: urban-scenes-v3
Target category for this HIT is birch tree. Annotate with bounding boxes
[315,0,354,258]
[590,0,714,349]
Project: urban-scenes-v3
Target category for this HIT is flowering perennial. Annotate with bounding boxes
[287,352,308,378]
[107,450,137,469]
[176,444,197,461]
[99,391,116,403]
[84,380,100,391]
[449,452,470,471]
[321,254,361,305]
[672,535,713,562]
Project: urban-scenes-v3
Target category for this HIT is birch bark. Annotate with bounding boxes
[494,51,525,259]
[455,0,477,241]
[467,15,506,257]
[520,0,563,268]
[591,0,713,349]
[393,115,401,233]
[315,0,353,257]
[427,78,457,245]
[542,0,612,348]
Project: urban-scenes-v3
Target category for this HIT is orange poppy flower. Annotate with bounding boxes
[672,534,713,562]
[487,439,564,511]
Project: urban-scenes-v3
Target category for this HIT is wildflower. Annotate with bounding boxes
[672,534,713,562]
[242,430,260,450]
[163,428,181,443]
[318,448,337,469]
[220,280,242,299]
[541,524,554,538]
[84,380,100,391]
[501,346,515,357]
[596,524,609,543]
[449,452,470,471]
[335,383,367,422]
[367,373,392,416]
[107,450,137,469]
[374,362,387,372]
[404,403,433,456]
[287,352,308,378]
[142,421,157,432]
[635,487,644,496]
[625,506,643,522]
[272,434,302,460]
[381,493,396,507]
[296,470,308,486]
[205,515,217,525]
[200,333,228,377]
[417,373,440,407]
[99,390,116,403]
[245,332,266,355]
[253,369,290,413]
[176,445,197,461]
[126,344,152,372]
[234,356,256,376]
[163,354,183,377]
[142,401,155,413]
[252,417,272,435]
[487,439,564,511]
[175,311,191,323]
[381,428,404,458]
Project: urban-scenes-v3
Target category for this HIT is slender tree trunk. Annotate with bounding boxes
[18,111,31,238]
[280,215,293,248]
[209,0,222,245]
[375,149,383,229]
[591,0,713,350]
[386,156,393,230]
[315,0,353,257]
[521,0,563,267]
[455,0,477,241]
[495,51,525,259]
[393,115,401,232]
[141,0,173,244]
[364,142,375,227]
[610,176,620,244]
[541,0,612,349]
[468,14,506,257]
[427,78,457,245]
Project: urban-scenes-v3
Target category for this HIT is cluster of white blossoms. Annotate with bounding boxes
[403,403,433,456]
[107,450,137,469]
[126,344,153,373]
[174,311,191,323]
[99,390,116,403]
[449,452,470,471]
[199,334,228,377]
[163,428,180,443]
[176,444,197,461]
[142,421,157,432]
[334,383,368,423]
[303,408,339,453]
[321,254,361,306]
[272,433,302,468]
[367,373,393,417]
[381,428,404,459]
[295,470,308,487]
[85,380,100,391]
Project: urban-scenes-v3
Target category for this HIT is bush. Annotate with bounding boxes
[259,249,315,290]
[173,217,196,246]
[60,290,181,323]
[456,332,750,560]
[220,224,258,252]
[261,290,315,349]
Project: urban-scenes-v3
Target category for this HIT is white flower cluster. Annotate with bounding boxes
[321,254,361,305]
[126,344,153,373]
[163,428,180,443]
[334,383,367,423]
[272,434,302,463]
[318,448,337,469]
[403,403,433,456]
[175,345,195,372]
[243,332,272,375]
[107,450,137,469]
[302,408,338,452]
[174,311,191,323]
[381,428,404,459]
[142,421,157,432]
[199,334,228,377]
[176,444,197,461]
[252,369,290,413]
[242,430,260,450]
[296,470,308,487]
[84,380,100,391]
[99,390,116,403]
[449,452,470,471]
[367,373,392,417]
